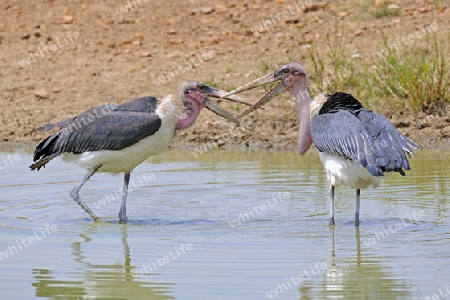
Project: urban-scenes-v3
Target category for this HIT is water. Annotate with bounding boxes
[0,148,449,300]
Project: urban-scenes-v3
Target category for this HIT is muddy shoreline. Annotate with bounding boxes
[1,0,448,152]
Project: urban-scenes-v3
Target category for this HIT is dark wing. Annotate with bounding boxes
[37,104,119,131]
[310,109,419,177]
[31,111,162,170]
[114,96,159,113]
[37,97,159,131]
[357,109,419,174]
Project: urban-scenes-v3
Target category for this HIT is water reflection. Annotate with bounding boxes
[299,227,412,299]
[0,149,448,300]
[32,226,174,300]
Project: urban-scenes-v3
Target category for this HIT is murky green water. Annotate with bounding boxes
[0,148,449,300]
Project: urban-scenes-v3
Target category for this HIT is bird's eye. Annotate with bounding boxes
[282,67,290,73]
[198,83,206,90]
[187,88,195,94]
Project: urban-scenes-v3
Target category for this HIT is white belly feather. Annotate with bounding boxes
[63,96,179,173]
[318,152,384,190]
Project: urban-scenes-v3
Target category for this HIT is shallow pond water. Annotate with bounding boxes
[0,148,449,300]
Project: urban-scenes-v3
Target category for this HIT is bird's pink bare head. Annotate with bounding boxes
[177,81,241,127]
[180,81,206,108]
[274,62,308,95]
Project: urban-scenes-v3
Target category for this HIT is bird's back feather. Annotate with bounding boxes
[31,97,162,170]
[311,92,419,177]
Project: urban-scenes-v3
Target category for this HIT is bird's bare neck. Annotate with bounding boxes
[295,89,313,155]
[176,101,201,129]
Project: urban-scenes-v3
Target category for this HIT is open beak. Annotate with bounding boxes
[203,85,254,107]
[222,73,288,119]
[202,97,240,126]
[222,73,279,96]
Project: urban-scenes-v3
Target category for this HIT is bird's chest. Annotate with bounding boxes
[153,99,179,146]
[125,101,178,163]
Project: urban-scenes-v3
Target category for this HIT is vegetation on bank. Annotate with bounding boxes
[255,22,449,114]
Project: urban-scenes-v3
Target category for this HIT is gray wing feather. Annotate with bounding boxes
[311,111,367,161]
[31,96,162,170]
[311,109,419,177]
[37,97,159,132]
[54,112,162,154]
[32,111,162,169]
[37,104,119,131]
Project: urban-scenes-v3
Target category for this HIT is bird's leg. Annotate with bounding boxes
[329,225,337,274]
[69,164,102,223]
[118,172,130,224]
[329,185,335,226]
[355,189,361,227]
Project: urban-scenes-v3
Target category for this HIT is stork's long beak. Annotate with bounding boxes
[202,97,240,126]
[222,73,278,97]
[203,86,254,107]
[222,73,288,118]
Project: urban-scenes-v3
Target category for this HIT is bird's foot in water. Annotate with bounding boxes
[118,210,128,224]
[329,217,335,226]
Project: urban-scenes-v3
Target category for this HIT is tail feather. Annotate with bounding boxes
[30,133,63,171]
[357,110,420,177]
[30,153,62,171]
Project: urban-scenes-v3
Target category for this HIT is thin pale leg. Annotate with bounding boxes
[118,172,130,223]
[69,165,102,223]
[330,225,335,266]
[329,185,335,226]
[355,189,361,227]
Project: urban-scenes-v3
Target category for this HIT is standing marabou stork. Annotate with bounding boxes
[30,81,249,223]
[223,62,419,226]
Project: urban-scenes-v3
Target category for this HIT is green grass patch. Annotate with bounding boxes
[371,35,450,111]
[203,80,218,89]
[372,5,401,19]
[305,40,358,97]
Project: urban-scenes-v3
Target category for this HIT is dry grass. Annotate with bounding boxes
[273,26,450,113]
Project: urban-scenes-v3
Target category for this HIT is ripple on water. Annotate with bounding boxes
[0,149,449,300]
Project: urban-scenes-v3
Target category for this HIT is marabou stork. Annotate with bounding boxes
[30,81,249,223]
[224,62,419,226]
